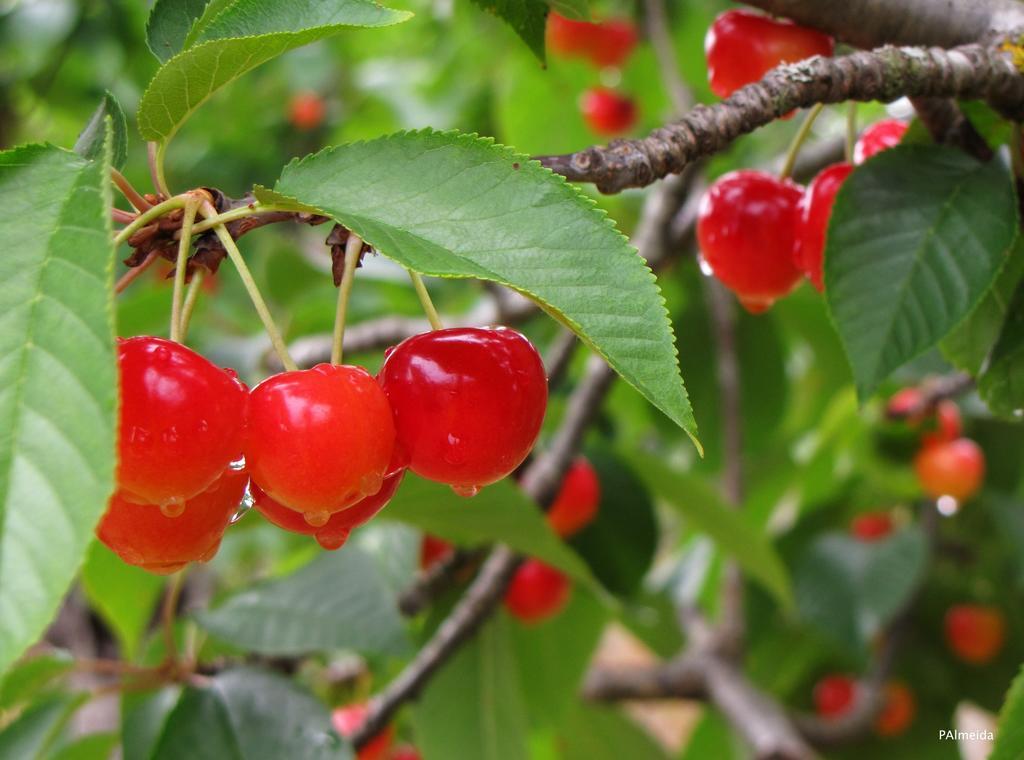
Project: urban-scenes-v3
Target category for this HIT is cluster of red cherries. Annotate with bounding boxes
[333,703,420,760]
[698,10,908,312]
[547,12,639,136]
[98,326,548,574]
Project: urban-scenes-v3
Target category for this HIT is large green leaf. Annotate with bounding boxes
[825,145,1017,398]
[558,703,670,760]
[149,668,351,760]
[794,528,928,654]
[146,0,210,62]
[625,455,792,609]
[80,541,164,660]
[0,695,83,760]
[266,130,697,445]
[195,545,409,656]
[412,616,530,760]
[992,662,1024,760]
[469,0,548,61]
[0,142,116,676]
[122,686,184,760]
[137,0,412,143]
[74,95,127,170]
[0,651,73,711]
[978,283,1024,417]
[382,473,597,588]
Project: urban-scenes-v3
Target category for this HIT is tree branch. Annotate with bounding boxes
[910,97,994,160]
[537,43,1024,193]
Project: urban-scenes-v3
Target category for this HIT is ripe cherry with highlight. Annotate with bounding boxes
[854,119,908,164]
[332,704,393,760]
[97,468,247,575]
[378,327,547,495]
[245,364,395,521]
[813,674,857,719]
[914,437,985,502]
[704,10,834,99]
[795,162,853,291]
[945,604,1006,664]
[547,457,601,538]
[581,88,637,136]
[117,336,248,509]
[697,170,804,313]
[504,559,571,623]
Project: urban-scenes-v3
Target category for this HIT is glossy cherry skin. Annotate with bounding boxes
[705,10,834,99]
[697,170,804,312]
[921,400,962,448]
[378,328,547,492]
[581,88,637,136]
[419,534,453,570]
[854,119,908,164]
[813,674,857,719]
[914,437,985,502]
[117,336,248,508]
[945,604,1006,664]
[97,468,247,575]
[886,387,926,423]
[795,162,853,291]
[547,457,601,537]
[850,512,893,542]
[504,559,571,623]
[875,681,915,737]
[254,471,404,550]
[332,704,393,760]
[288,91,325,131]
[246,364,395,519]
[547,13,638,68]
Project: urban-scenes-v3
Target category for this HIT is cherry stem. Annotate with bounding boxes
[170,197,201,343]
[111,208,136,225]
[161,570,187,664]
[178,270,205,341]
[331,233,363,365]
[114,251,160,294]
[190,203,279,235]
[845,102,858,163]
[200,201,298,372]
[779,103,825,180]
[409,270,442,331]
[148,141,172,199]
[1011,125,1023,180]
[111,168,152,211]
[113,195,188,246]
[73,658,154,676]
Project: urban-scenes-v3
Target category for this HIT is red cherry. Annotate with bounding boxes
[886,387,926,423]
[504,559,571,623]
[705,10,834,99]
[854,119,908,164]
[547,13,637,69]
[419,534,453,570]
[945,604,1006,664]
[332,704,393,760]
[813,674,858,719]
[546,457,601,537]
[581,88,637,136]
[117,337,248,509]
[921,400,962,448]
[390,747,422,760]
[795,162,853,291]
[378,327,547,493]
[850,512,893,542]
[874,681,915,737]
[97,468,247,574]
[914,438,985,502]
[697,170,804,312]
[254,471,404,550]
[288,91,326,131]
[245,364,395,521]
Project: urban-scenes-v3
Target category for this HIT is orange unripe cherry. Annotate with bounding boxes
[914,438,985,502]
[945,604,1006,664]
[874,680,915,737]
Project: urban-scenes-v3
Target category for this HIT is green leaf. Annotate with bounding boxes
[0,141,116,677]
[940,241,1024,374]
[266,130,698,446]
[557,703,669,760]
[195,545,409,656]
[992,662,1024,760]
[794,528,928,654]
[825,145,1018,398]
[146,0,210,62]
[0,695,82,760]
[47,732,119,760]
[122,686,184,760]
[0,651,73,710]
[74,94,127,170]
[150,668,351,760]
[382,473,597,589]
[412,616,529,760]
[979,282,1024,417]
[625,455,793,609]
[80,541,165,660]
[469,0,548,61]
[569,446,657,598]
[137,0,413,143]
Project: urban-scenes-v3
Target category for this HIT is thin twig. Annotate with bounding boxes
[114,251,160,294]
[111,168,152,211]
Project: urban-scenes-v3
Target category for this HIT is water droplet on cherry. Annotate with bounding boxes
[229,455,247,471]
[451,484,480,498]
[305,510,330,527]
[230,484,254,524]
[160,499,186,518]
[697,253,714,277]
